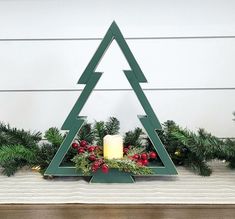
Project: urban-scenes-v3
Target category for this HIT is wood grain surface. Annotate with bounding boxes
[0,204,235,219]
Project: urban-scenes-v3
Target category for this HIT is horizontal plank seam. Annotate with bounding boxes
[1,36,235,41]
[0,88,235,92]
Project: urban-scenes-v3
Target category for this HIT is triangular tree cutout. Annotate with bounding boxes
[45,21,177,178]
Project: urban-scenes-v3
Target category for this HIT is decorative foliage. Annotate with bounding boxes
[222,138,235,169]
[126,146,145,157]
[93,121,106,146]
[72,152,91,175]
[33,143,59,174]
[93,117,120,145]
[146,120,235,176]
[77,122,94,144]
[0,123,41,176]
[1,117,235,177]
[104,158,153,175]
[71,146,153,176]
[105,117,120,135]
[44,127,64,146]
[124,127,144,147]
[155,121,215,175]
[0,122,41,148]
[0,145,36,176]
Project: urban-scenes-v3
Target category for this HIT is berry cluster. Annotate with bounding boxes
[132,151,157,166]
[72,140,158,175]
[72,140,101,154]
[72,140,109,174]
[123,146,158,166]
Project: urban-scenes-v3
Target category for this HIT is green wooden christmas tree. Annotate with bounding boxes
[44,21,177,182]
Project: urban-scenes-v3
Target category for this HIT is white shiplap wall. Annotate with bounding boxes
[0,0,234,137]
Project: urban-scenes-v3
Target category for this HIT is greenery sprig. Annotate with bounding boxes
[104,158,153,175]
[71,152,153,176]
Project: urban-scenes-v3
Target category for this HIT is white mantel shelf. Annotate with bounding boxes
[0,160,235,204]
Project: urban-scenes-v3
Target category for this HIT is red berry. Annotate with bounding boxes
[137,160,143,166]
[78,148,85,154]
[93,162,100,168]
[149,151,157,159]
[88,146,95,152]
[89,154,96,161]
[128,145,131,149]
[80,140,87,147]
[141,153,148,160]
[142,159,149,166]
[92,162,99,172]
[72,142,79,149]
[101,164,109,174]
[133,154,139,160]
[123,148,129,154]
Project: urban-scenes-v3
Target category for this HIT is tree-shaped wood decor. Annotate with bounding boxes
[44,21,177,183]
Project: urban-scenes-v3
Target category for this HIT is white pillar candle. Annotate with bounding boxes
[103,135,123,159]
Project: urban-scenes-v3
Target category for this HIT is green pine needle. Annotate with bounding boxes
[0,145,36,176]
[0,122,41,148]
[124,127,144,147]
[77,123,94,144]
[44,127,64,146]
[93,117,120,146]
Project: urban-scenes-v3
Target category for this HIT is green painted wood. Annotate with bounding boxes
[44,118,85,176]
[90,169,135,183]
[78,21,147,84]
[138,115,177,175]
[62,73,102,130]
[44,21,177,182]
[124,70,162,130]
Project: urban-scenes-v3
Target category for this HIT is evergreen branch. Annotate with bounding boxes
[71,153,91,176]
[184,155,212,176]
[0,145,35,163]
[105,117,120,135]
[77,123,94,144]
[32,143,59,174]
[93,121,107,146]
[0,145,36,176]
[0,122,41,148]
[124,127,144,147]
[105,158,153,175]
[44,127,64,146]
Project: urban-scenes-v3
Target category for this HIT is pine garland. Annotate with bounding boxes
[146,120,235,176]
[32,143,59,174]
[0,145,36,176]
[0,122,41,148]
[1,117,235,177]
[0,123,41,176]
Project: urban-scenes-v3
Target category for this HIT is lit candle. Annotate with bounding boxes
[103,135,123,159]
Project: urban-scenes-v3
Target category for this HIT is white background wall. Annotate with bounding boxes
[0,0,234,137]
